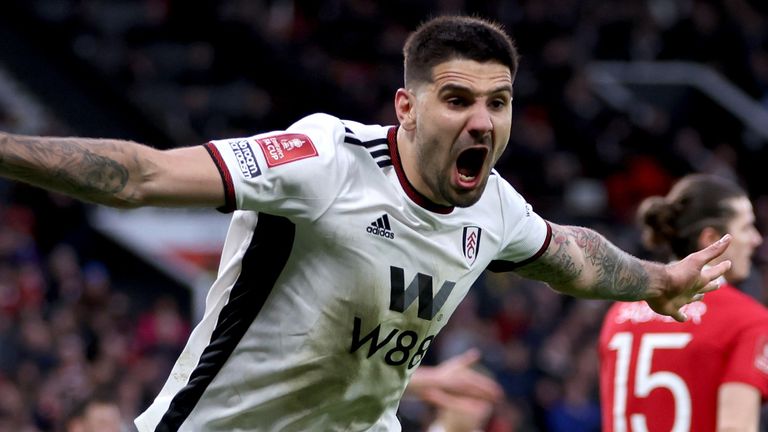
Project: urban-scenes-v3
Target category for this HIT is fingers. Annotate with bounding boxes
[449,348,481,368]
[647,299,688,322]
[652,283,712,323]
[422,388,495,415]
[691,234,731,264]
[699,277,724,294]
[461,371,503,401]
[650,236,731,323]
[669,309,687,323]
[662,284,713,322]
[701,260,731,285]
[447,359,502,401]
[433,349,502,401]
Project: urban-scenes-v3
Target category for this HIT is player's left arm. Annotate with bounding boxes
[716,383,760,431]
[514,222,732,322]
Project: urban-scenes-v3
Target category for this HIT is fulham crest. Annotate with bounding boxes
[462,226,482,266]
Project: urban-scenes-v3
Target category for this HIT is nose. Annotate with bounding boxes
[467,105,493,141]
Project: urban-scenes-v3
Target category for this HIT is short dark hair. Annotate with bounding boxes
[402,15,519,86]
[637,174,746,258]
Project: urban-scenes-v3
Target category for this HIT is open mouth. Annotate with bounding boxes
[456,147,488,186]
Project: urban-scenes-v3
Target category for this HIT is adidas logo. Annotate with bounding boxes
[366,214,395,239]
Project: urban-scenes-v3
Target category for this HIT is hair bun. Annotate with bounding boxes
[637,196,678,249]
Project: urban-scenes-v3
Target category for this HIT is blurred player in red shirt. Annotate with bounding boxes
[599,174,768,431]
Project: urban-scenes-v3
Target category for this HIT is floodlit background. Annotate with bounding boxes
[2,1,768,431]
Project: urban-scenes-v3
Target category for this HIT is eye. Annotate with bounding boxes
[489,98,508,110]
[446,97,469,107]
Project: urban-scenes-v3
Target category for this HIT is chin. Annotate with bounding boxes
[453,200,478,208]
[450,191,483,208]
[447,178,489,207]
[727,268,750,285]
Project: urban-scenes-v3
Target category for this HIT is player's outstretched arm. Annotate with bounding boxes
[0,132,224,208]
[514,222,732,322]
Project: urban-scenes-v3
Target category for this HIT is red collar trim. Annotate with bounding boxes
[387,127,454,214]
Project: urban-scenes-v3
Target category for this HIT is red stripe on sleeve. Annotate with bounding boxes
[203,142,236,213]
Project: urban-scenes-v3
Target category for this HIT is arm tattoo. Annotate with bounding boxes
[1,134,130,201]
[570,226,649,299]
[516,227,584,287]
[517,225,650,300]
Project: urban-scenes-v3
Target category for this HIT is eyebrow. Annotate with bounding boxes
[438,83,513,97]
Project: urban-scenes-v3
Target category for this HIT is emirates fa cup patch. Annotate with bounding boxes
[255,133,318,167]
[462,226,482,266]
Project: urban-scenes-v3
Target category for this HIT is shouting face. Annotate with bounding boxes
[395,59,513,208]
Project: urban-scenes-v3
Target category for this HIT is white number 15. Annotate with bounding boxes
[608,332,692,432]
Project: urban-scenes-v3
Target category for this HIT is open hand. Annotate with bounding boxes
[416,349,501,432]
[645,234,732,322]
[408,348,502,407]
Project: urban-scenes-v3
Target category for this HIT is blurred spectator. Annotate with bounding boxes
[133,295,189,358]
[64,393,127,432]
[545,374,601,432]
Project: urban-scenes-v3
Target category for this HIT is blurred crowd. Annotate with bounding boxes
[3,0,768,430]
[0,218,190,431]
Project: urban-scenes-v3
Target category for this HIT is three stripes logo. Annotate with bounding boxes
[367,214,395,239]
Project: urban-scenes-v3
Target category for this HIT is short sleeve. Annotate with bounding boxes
[487,179,551,272]
[722,324,768,398]
[204,113,347,220]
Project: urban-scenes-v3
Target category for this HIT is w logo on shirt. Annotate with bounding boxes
[462,226,482,266]
[389,266,455,320]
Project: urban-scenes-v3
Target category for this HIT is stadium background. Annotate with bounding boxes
[2,0,768,430]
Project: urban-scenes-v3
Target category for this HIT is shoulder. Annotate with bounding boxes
[277,113,379,167]
[486,171,542,227]
[286,113,346,146]
[338,119,394,168]
[291,114,392,155]
[292,112,345,129]
[290,114,390,141]
[483,171,552,269]
[339,118,391,140]
[709,284,768,322]
[482,171,524,208]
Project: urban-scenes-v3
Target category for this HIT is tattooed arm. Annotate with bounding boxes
[515,222,732,322]
[0,132,223,208]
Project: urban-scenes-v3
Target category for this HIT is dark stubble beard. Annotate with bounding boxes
[416,137,486,208]
[441,176,487,207]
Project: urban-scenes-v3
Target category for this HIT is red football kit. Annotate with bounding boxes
[599,284,768,432]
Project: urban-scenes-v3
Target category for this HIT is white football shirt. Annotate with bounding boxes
[134,113,551,431]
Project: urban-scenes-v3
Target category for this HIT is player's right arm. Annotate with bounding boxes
[0,132,224,208]
[716,383,760,431]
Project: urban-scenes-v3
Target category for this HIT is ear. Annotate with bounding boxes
[395,88,416,131]
[698,226,722,249]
